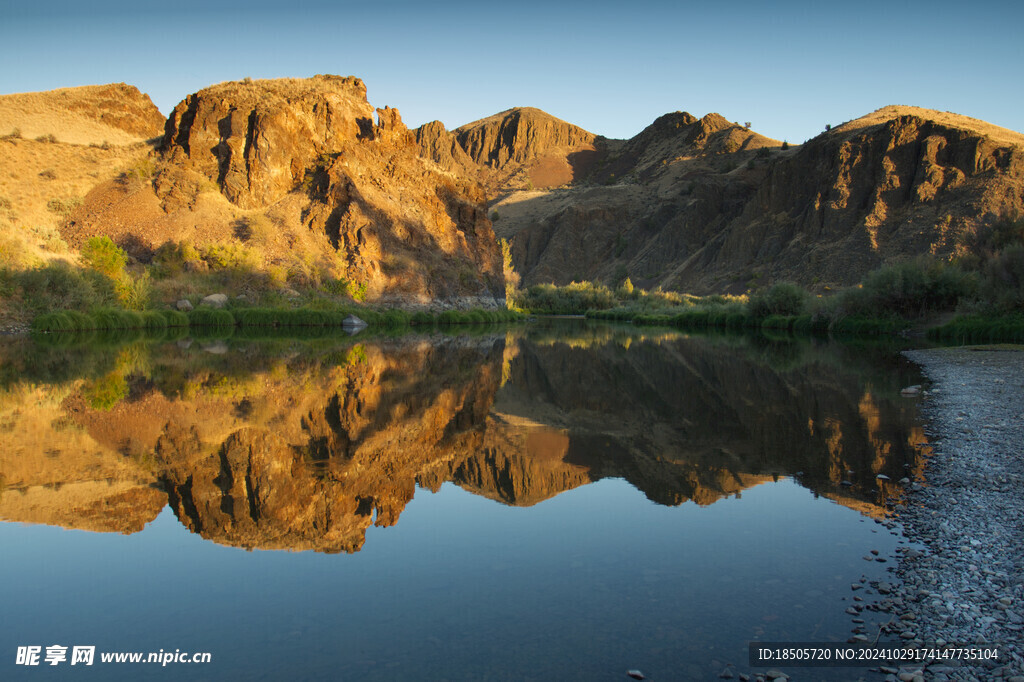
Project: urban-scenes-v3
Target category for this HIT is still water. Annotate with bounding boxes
[0,321,929,680]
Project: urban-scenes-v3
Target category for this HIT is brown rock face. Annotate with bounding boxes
[415,120,476,174]
[489,106,1024,292]
[161,75,373,209]
[418,108,603,191]
[456,107,596,170]
[71,75,504,303]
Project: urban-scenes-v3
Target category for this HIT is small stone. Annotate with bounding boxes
[878,582,892,594]
[852,583,863,590]
[719,668,735,679]
[627,671,645,680]
[877,474,890,480]
[765,671,789,681]
[176,299,194,311]
[846,607,859,615]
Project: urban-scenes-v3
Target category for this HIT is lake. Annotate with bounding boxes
[0,321,930,680]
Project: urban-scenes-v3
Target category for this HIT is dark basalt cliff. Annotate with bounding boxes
[462,106,1024,293]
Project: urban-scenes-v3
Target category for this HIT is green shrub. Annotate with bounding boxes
[747,282,808,319]
[187,308,235,328]
[411,311,434,325]
[762,315,795,330]
[158,309,190,327]
[46,197,82,218]
[61,311,94,330]
[517,281,616,314]
[16,263,100,312]
[91,308,145,329]
[81,236,128,279]
[31,312,75,333]
[235,307,279,327]
[141,311,168,330]
[840,258,976,318]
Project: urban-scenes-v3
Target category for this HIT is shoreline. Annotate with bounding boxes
[878,347,1024,681]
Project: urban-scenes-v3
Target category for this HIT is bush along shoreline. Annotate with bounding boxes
[518,218,1024,343]
[31,305,525,335]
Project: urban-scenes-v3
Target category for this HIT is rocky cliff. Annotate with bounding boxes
[475,106,1024,292]
[418,107,604,192]
[63,75,503,304]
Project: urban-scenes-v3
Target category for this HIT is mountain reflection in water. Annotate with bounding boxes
[0,323,928,553]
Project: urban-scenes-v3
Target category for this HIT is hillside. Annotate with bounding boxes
[445,105,1024,293]
[0,84,163,284]
[3,78,1023,319]
[52,76,504,307]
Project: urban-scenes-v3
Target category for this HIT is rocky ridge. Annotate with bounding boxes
[479,106,1024,293]
[63,75,504,304]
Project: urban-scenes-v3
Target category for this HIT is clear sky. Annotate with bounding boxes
[3,0,1022,143]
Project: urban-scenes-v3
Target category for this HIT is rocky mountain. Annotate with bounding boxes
[423,105,1024,293]
[6,76,1021,306]
[30,76,503,306]
[417,107,604,192]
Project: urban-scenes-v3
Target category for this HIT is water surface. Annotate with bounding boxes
[0,322,929,680]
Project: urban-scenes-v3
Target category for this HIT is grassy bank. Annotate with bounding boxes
[30,304,524,334]
[520,219,1024,340]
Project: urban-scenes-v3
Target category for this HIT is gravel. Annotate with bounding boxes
[863,348,1024,681]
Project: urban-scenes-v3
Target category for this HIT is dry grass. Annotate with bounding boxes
[0,83,164,145]
[0,136,151,251]
[835,105,1024,148]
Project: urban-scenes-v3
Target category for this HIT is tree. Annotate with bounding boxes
[500,238,520,308]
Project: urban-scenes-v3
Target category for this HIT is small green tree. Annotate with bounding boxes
[500,238,520,308]
[81,236,128,280]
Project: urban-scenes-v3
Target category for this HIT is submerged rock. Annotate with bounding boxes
[342,314,367,329]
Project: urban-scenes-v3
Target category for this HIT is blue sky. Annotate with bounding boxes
[3,0,1022,143]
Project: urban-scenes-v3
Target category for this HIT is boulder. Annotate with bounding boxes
[342,315,367,329]
[200,293,228,308]
[176,299,194,312]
